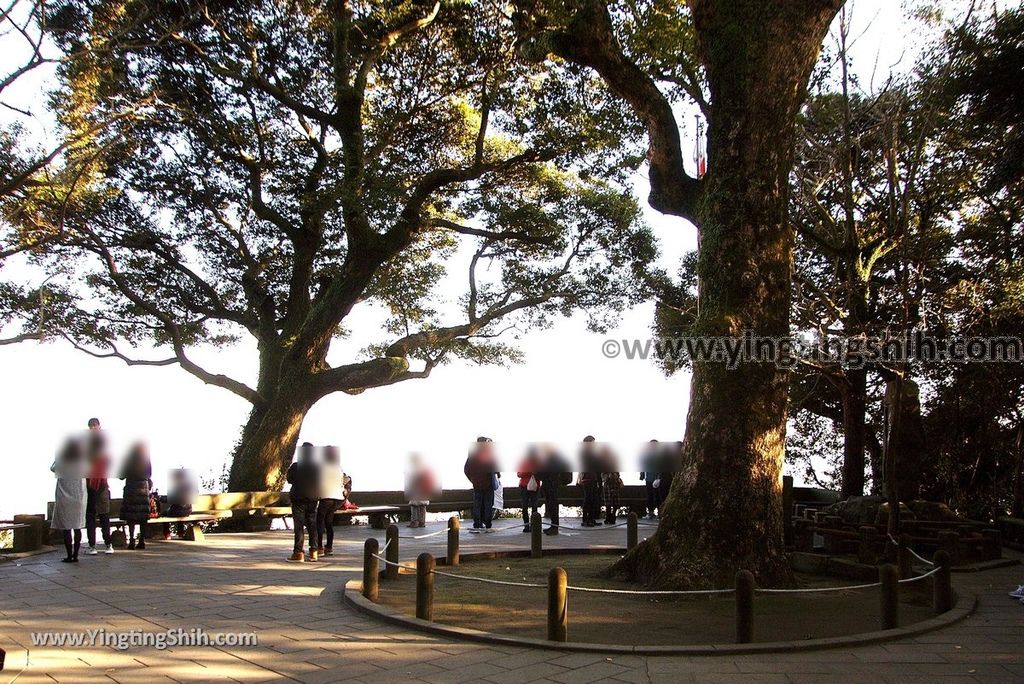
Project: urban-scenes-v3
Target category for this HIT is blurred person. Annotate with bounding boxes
[639,440,661,519]
[163,468,198,539]
[85,429,113,554]
[516,446,542,533]
[657,442,683,506]
[539,446,572,536]
[51,437,88,563]
[119,443,153,550]
[286,442,321,562]
[600,446,623,524]
[579,436,602,527]
[405,453,439,529]
[316,445,345,555]
[464,437,497,532]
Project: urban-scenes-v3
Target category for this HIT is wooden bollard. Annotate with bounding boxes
[416,552,435,621]
[981,529,1002,560]
[735,570,755,644]
[547,567,567,642]
[898,533,913,580]
[937,530,960,566]
[858,526,878,565]
[880,564,899,630]
[531,512,543,558]
[933,550,953,614]
[627,512,638,550]
[362,538,379,601]
[385,524,399,579]
[447,516,460,566]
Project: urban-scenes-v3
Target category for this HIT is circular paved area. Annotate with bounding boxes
[1,521,1022,683]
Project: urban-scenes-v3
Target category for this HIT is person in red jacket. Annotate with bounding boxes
[85,420,114,555]
[516,447,542,533]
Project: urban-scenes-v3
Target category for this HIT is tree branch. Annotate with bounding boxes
[517,0,700,221]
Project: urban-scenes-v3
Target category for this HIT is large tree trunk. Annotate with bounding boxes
[227,373,315,492]
[840,366,868,497]
[610,1,841,588]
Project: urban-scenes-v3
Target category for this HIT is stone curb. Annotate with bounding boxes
[343,566,977,656]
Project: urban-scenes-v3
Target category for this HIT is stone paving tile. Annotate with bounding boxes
[481,661,572,684]
[418,661,510,683]
[1,525,1022,683]
[546,660,632,684]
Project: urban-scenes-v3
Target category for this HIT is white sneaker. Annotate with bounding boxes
[86,546,98,556]
[104,544,114,554]
[1009,585,1024,599]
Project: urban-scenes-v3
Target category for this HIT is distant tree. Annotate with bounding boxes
[19,0,655,490]
[918,3,1024,518]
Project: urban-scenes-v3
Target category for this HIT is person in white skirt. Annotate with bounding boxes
[51,437,89,563]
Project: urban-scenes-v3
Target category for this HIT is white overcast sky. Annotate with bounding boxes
[0,1,957,518]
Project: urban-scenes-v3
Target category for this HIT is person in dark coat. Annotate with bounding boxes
[578,436,602,527]
[119,443,153,550]
[286,442,321,562]
[163,468,198,539]
[656,441,683,507]
[639,440,661,519]
[464,437,497,532]
[538,446,571,536]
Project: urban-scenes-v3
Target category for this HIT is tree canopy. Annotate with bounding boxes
[7,0,657,488]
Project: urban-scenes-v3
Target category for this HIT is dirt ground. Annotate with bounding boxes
[376,554,936,645]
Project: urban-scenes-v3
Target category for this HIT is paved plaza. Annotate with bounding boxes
[1,522,1022,683]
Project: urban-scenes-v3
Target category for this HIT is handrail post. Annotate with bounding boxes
[416,553,435,621]
[362,538,379,601]
[531,512,543,558]
[385,524,399,580]
[933,550,953,614]
[735,570,755,644]
[627,512,638,550]
[547,567,567,642]
[880,564,899,629]
[897,533,913,580]
[447,516,460,566]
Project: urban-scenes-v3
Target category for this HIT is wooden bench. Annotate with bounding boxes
[147,511,234,542]
[1,522,32,553]
[263,505,404,530]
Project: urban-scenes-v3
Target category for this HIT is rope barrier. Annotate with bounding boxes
[757,581,882,593]
[887,533,936,566]
[545,521,632,532]
[373,528,943,597]
[371,551,419,573]
[898,566,942,583]
[398,527,451,540]
[566,585,734,596]
[372,544,928,597]
[431,567,547,588]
